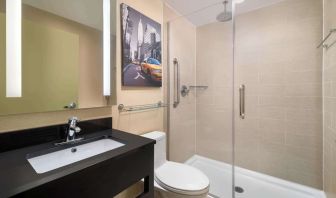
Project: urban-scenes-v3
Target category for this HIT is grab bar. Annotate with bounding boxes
[173,58,180,108]
[239,84,245,119]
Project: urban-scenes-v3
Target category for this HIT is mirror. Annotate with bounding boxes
[0,0,116,116]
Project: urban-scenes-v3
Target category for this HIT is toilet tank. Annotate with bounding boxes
[141,131,167,169]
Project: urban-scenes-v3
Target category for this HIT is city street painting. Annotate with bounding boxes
[121,4,162,87]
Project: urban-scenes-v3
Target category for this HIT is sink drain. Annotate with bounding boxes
[235,186,244,193]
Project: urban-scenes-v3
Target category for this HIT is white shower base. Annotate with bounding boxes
[185,155,325,198]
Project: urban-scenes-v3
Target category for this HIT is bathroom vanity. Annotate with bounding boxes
[0,118,155,198]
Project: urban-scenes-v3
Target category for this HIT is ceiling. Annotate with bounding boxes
[163,0,286,26]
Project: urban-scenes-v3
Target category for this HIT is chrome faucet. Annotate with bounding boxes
[66,117,81,141]
[55,117,83,146]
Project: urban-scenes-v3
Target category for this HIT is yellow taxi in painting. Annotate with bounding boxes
[141,58,162,82]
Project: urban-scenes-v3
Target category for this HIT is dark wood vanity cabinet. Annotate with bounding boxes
[0,118,155,198]
[15,145,154,198]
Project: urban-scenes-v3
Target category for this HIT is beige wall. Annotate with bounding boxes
[0,107,112,133]
[0,0,164,134]
[165,5,197,163]
[112,0,164,135]
[196,21,233,163]
[113,2,165,197]
[323,0,336,197]
[0,0,164,196]
[195,0,323,189]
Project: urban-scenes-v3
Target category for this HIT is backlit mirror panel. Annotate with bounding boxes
[0,0,116,116]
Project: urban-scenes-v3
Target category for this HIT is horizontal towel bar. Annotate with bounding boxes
[118,101,167,112]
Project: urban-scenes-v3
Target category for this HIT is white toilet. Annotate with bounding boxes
[142,131,210,198]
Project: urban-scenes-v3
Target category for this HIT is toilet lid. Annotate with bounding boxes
[155,162,209,195]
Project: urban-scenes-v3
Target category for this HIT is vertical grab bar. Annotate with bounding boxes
[239,84,245,119]
[173,58,180,108]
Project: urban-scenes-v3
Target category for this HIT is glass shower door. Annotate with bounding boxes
[233,0,324,197]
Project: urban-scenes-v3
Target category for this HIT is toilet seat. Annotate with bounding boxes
[155,161,210,196]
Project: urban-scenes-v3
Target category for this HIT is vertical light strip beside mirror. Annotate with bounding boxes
[103,0,111,96]
[6,0,22,97]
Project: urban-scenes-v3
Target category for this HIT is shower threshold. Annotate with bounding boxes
[185,155,325,198]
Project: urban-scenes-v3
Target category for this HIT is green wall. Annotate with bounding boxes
[0,13,79,115]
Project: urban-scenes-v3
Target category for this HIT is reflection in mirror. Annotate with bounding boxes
[0,0,116,116]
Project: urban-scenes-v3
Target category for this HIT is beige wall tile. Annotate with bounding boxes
[195,18,233,163]
[324,0,336,197]
[195,0,323,189]
[166,5,197,162]
[285,83,322,97]
[284,96,322,110]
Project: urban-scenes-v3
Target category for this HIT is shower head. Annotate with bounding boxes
[216,11,232,22]
[216,1,232,22]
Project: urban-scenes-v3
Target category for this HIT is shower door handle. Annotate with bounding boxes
[239,84,245,119]
[173,58,180,108]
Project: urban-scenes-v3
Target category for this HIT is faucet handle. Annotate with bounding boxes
[75,126,81,133]
[68,117,79,122]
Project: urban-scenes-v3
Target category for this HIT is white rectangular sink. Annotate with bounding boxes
[27,138,125,174]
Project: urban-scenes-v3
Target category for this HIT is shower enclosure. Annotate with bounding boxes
[165,0,333,197]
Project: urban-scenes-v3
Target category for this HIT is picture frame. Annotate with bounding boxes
[120,3,162,87]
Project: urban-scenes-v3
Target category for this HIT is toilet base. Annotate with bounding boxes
[154,186,209,198]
